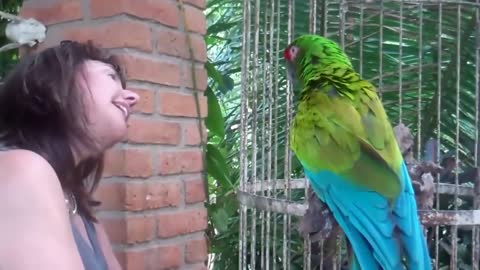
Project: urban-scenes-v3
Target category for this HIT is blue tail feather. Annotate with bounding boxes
[394,162,432,269]
[349,254,362,270]
[305,163,431,270]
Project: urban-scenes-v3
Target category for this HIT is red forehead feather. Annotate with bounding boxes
[283,47,291,61]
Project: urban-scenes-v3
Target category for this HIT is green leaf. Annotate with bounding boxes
[206,143,232,189]
[207,21,240,35]
[205,86,225,139]
[205,61,224,86]
[221,74,234,92]
[211,207,229,232]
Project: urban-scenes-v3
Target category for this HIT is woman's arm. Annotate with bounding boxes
[0,149,85,270]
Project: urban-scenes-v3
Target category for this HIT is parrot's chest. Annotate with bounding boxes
[290,96,339,144]
[289,101,338,170]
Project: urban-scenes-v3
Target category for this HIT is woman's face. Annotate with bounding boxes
[77,60,139,152]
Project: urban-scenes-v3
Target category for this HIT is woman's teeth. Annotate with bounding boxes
[116,104,128,118]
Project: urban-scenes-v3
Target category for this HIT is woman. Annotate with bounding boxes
[0,40,139,269]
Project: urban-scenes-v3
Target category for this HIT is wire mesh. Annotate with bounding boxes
[238,0,480,269]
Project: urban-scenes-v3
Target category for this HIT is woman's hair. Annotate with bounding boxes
[0,40,126,222]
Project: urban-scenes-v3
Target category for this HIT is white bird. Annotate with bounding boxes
[0,10,46,52]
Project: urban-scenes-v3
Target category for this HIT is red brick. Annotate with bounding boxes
[189,265,208,270]
[154,245,182,269]
[184,65,208,91]
[125,183,147,211]
[185,178,206,204]
[184,0,206,9]
[114,251,126,269]
[145,181,182,209]
[94,182,180,211]
[185,237,208,263]
[90,0,179,28]
[20,0,82,25]
[156,29,207,62]
[158,150,203,175]
[156,29,187,58]
[102,148,153,178]
[191,34,208,63]
[124,149,153,178]
[125,215,156,244]
[103,148,124,177]
[99,215,156,245]
[157,208,208,238]
[158,92,207,118]
[125,182,182,211]
[94,182,124,210]
[118,54,182,87]
[61,19,152,52]
[121,249,145,270]
[183,121,207,146]
[98,216,126,245]
[127,116,181,145]
[184,5,207,35]
[130,88,155,114]
[190,34,208,63]
[120,245,182,270]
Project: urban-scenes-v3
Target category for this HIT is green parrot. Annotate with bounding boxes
[283,34,431,270]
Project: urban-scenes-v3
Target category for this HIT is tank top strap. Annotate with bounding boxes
[80,214,109,268]
[71,215,109,270]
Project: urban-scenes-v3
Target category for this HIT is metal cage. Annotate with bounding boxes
[237,0,480,269]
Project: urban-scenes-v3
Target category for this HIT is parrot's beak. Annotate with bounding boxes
[286,61,302,94]
[286,61,295,83]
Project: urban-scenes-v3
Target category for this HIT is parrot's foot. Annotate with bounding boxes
[298,186,344,269]
[409,161,442,211]
[298,186,338,241]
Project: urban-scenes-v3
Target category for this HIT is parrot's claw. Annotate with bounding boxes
[0,42,21,53]
[298,186,339,241]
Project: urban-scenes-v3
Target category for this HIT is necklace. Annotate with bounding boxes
[64,191,77,215]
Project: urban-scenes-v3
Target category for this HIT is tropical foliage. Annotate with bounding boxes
[204,1,480,269]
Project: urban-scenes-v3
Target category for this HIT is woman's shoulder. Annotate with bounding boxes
[0,149,86,269]
[0,148,63,207]
[0,148,58,182]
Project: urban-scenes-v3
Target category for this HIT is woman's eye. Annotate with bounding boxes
[108,73,117,80]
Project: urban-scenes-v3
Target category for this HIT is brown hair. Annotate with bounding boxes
[0,40,126,222]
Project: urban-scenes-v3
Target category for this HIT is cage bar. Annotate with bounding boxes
[238,1,480,269]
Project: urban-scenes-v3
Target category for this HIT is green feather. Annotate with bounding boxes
[287,35,403,201]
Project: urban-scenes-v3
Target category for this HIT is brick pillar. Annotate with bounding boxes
[20,0,209,269]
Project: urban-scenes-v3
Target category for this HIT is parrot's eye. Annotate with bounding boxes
[284,46,299,61]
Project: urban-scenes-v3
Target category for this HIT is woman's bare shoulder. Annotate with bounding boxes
[0,149,85,270]
[0,148,56,176]
[0,148,63,213]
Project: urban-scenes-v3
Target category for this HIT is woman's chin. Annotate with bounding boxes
[103,128,128,147]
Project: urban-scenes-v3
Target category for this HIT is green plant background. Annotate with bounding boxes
[204,1,480,269]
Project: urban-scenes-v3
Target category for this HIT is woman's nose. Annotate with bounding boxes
[123,89,140,107]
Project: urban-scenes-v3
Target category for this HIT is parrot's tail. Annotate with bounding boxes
[305,167,432,270]
[348,254,361,270]
[392,162,432,270]
[346,243,361,270]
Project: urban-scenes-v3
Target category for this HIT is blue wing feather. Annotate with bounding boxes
[304,161,431,270]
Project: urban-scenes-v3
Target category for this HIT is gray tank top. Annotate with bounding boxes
[71,214,109,270]
[0,144,108,270]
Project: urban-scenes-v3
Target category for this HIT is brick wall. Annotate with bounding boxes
[19,0,209,269]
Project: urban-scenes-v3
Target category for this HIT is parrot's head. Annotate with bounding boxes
[283,34,354,89]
